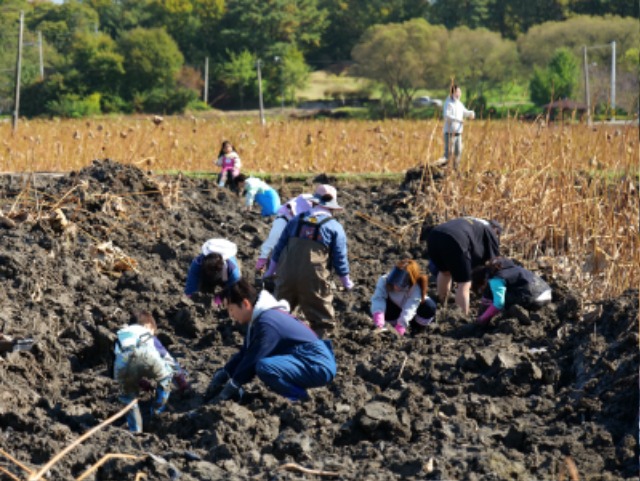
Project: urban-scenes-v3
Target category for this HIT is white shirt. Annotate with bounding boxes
[443,97,474,134]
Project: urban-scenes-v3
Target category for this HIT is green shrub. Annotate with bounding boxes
[101,94,132,114]
[46,93,102,118]
[135,88,198,114]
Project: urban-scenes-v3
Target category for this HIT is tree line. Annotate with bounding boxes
[0,0,637,117]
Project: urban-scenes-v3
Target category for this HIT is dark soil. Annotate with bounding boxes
[0,160,637,480]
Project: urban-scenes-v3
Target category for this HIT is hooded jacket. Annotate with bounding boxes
[223,290,319,385]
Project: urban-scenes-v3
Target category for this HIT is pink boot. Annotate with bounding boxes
[394,324,406,336]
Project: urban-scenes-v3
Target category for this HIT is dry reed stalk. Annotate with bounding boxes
[397,354,409,380]
[0,448,35,476]
[75,453,141,481]
[277,462,340,477]
[0,465,21,481]
[28,398,138,481]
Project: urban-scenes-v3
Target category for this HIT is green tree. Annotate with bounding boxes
[429,0,490,30]
[529,47,578,105]
[518,15,640,68]
[221,49,257,108]
[314,0,431,62]
[352,19,448,117]
[70,32,124,94]
[280,45,310,104]
[117,27,184,98]
[446,27,519,99]
[218,0,328,57]
[27,1,99,54]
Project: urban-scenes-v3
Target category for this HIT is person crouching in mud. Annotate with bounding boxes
[184,238,241,308]
[370,259,437,337]
[471,257,552,326]
[113,312,178,433]
[204,279,337,403]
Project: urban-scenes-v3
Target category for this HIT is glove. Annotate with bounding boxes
[138,378,153,392]
[372,312,385,329]
[263,261,277,279]
[255,258,268,271]
[173,371,190,392]
[213,295,223,309]
[340,275,354,290]
[212,380,244,404]
[477,304,501,326]
[394,324,406,336]
[152,386,170,415]
[204,369,229,400]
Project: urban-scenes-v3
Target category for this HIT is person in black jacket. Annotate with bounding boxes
[427,217,502,314]
[471,257,552,325]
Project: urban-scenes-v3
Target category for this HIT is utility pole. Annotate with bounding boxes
[38,31,44,80]
[12,11,24,133]
[256,59,265,126]
[610,40,616,120]
[204,57,209,105]
[582,46,591,125]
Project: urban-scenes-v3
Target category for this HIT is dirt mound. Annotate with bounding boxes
[0,160,636,480]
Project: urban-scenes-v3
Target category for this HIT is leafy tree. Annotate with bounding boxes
[70,32,124,94]
[352,19,448,117]
[117,27,184,98]
[446,26,519,98]
[518,15,640,68]
[280,45,310,104]
[568,0,638,18]
[27,1,99,54]
[429,0,490,30]
[218,0,328,57]
[529,47,578,105]
[221,49,257,108]
[314,0,431,62]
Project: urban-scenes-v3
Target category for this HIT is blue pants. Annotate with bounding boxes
[256,340,336,401]
[256,188,281,216]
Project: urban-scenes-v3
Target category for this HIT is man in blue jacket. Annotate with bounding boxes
[206,279,337,403]
[264,184,353,337]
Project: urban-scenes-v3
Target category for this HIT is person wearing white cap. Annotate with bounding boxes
[184,239,241,300]
[264,184,353,337]
[255,193,314,271]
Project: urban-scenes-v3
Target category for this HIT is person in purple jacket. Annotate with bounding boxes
[184,239,241,304]
[205,279,336,403]
[263,184,353,337]
[427,217,502,315]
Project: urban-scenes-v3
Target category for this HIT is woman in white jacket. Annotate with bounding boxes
[370,259,437,336]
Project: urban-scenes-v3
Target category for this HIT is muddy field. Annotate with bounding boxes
[0,160,637,480]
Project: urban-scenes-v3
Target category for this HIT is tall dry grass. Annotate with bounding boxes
[0,115,638,301]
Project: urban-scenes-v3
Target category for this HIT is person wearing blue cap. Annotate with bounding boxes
[370,259,437,336]
[427,217,502,315]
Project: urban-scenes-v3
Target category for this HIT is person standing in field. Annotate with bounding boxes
[235,174,281,217]
[427,217,501,315]
[254,193,314,272]
[216,140,242,189]
[442,84,475,170]
[263,184,353,337]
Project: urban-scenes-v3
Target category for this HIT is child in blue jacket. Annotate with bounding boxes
[184,239,241,303]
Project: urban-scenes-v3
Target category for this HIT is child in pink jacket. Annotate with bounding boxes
[216,140,242,189]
